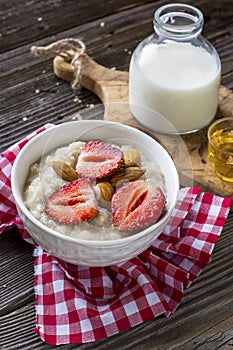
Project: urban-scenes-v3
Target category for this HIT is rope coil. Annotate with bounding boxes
[31,38,86,89]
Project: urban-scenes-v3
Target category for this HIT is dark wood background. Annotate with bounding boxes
[1,0,233,349]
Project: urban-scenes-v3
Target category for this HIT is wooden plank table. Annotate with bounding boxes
[1,0,233,348]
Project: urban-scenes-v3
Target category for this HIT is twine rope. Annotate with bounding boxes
[31,38,86,89]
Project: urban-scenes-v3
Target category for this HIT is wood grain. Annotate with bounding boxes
[0,0,233,349]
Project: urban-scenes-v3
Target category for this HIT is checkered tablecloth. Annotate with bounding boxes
[0,124,231,345]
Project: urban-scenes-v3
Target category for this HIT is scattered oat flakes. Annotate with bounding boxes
[111,67,117,71]
[35,89,40,94]
[73,96,82,103]
[89,104,95,109]
[56,82,60,86]
[124,48,132,55]
[22,116,28,122]
[3,284,7,288]
[71,113,82,120]
[100,21,105,27]
[37,17,43,22]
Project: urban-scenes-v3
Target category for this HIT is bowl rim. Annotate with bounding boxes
[11,120,180,247]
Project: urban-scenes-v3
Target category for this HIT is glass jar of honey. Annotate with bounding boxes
[208,117,233,183]
[129,3,221,134]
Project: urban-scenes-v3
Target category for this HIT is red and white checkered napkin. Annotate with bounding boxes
[0,125,231,345]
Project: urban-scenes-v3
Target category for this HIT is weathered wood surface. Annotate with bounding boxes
[0,0,233,349]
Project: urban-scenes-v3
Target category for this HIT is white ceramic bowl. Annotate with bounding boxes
[11,120,179,266]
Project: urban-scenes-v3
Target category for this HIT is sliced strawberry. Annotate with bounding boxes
[46,179,98,224]
[76,141,122,179]
[111,180,166,232]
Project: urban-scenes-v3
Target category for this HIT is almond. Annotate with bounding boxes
[69,150,80,168]
[109,167,145,187]
[123,148,141,167]
[51,161,78,182]
[97,181,115,202]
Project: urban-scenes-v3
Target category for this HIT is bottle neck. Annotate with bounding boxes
[153,3,204,41]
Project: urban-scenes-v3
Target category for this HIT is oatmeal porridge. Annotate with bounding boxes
[24,140,166,240]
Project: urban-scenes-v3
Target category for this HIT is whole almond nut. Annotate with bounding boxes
[69,150,80,168]
[109,167,145,187]
[123,148,141,167]
[51,161,78,182]
[97,181,115,202]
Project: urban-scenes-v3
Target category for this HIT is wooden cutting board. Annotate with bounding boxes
[53,52,233,203]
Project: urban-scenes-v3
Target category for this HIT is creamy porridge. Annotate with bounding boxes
[24,141,166,240]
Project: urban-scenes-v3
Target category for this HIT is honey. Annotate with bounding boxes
[208,127,233,183]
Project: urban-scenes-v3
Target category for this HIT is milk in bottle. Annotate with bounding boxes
[129,3,221,134]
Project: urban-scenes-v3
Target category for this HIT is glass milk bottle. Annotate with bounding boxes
[129,3,221,134]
